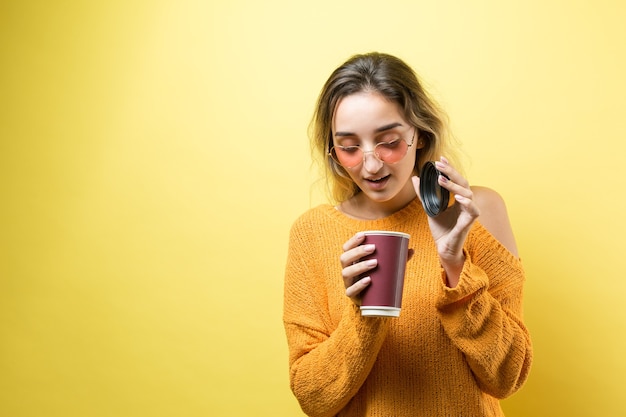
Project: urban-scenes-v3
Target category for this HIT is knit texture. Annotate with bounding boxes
[283,198,532,417]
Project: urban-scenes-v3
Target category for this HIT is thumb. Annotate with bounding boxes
[411,176,423,203]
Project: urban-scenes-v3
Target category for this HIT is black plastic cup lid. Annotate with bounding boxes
[419,161,450,217]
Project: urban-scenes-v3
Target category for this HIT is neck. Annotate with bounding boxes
[340,183,417,220]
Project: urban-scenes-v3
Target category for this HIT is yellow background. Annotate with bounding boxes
[1,1,625,416]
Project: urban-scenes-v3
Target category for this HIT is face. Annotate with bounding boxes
[332,91,421,211]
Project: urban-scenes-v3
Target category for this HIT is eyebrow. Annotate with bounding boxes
[334,122,404,137]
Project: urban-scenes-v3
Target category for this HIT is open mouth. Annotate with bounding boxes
[364,174,390,189]
[366,175,390,183]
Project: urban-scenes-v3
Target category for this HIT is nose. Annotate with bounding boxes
[362,150,384,173]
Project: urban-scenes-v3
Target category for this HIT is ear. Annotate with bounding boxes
[415,132,426,150]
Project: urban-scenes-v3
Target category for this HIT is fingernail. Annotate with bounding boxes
[366,259,377,267]
[439,174,448,183]
[441,156,449,164]
[364,244,375,252]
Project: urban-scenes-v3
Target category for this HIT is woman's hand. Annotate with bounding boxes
[339,232,377,305]
[412,157,481,287]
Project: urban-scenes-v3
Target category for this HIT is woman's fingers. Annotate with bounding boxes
[434,157,480,217]
[342,232,365,253]
[435,158,469,192]
[414,157,471,202]
[346,276,371,299]
[340,233,379,304]
[411,176,422,203]
[340,239,375,268]
[343,260,376,304]
[342,257,377,281]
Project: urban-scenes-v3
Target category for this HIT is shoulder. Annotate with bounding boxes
[291,204,335,226]
[471,186,519,258]
[289,204,336,237]
[472,186,507,215]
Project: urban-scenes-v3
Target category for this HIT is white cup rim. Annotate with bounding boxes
[362,230,410,239]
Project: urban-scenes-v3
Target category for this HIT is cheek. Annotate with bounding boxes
[387,160,415,182]
[343,168,362,184]
[403,151,419,175]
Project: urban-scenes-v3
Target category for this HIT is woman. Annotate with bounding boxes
[283,52,532,416]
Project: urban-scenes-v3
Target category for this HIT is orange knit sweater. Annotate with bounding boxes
[283,198,532,417]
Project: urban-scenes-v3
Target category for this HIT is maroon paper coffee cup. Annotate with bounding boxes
[359,231,410,317]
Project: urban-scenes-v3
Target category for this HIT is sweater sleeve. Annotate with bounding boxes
[283,218,390,417]
[435,225,533,399]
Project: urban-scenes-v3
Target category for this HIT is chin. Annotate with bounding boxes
[361,189,399,203]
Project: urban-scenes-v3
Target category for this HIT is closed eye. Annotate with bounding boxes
[337,145,360,153]
[377,138,403,149]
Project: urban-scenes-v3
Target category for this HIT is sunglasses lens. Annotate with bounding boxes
[330,139,410,168]
[330,147,361,168]
[376,140,407,164]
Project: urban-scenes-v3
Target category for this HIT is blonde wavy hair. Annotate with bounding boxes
[310,52,459,204]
